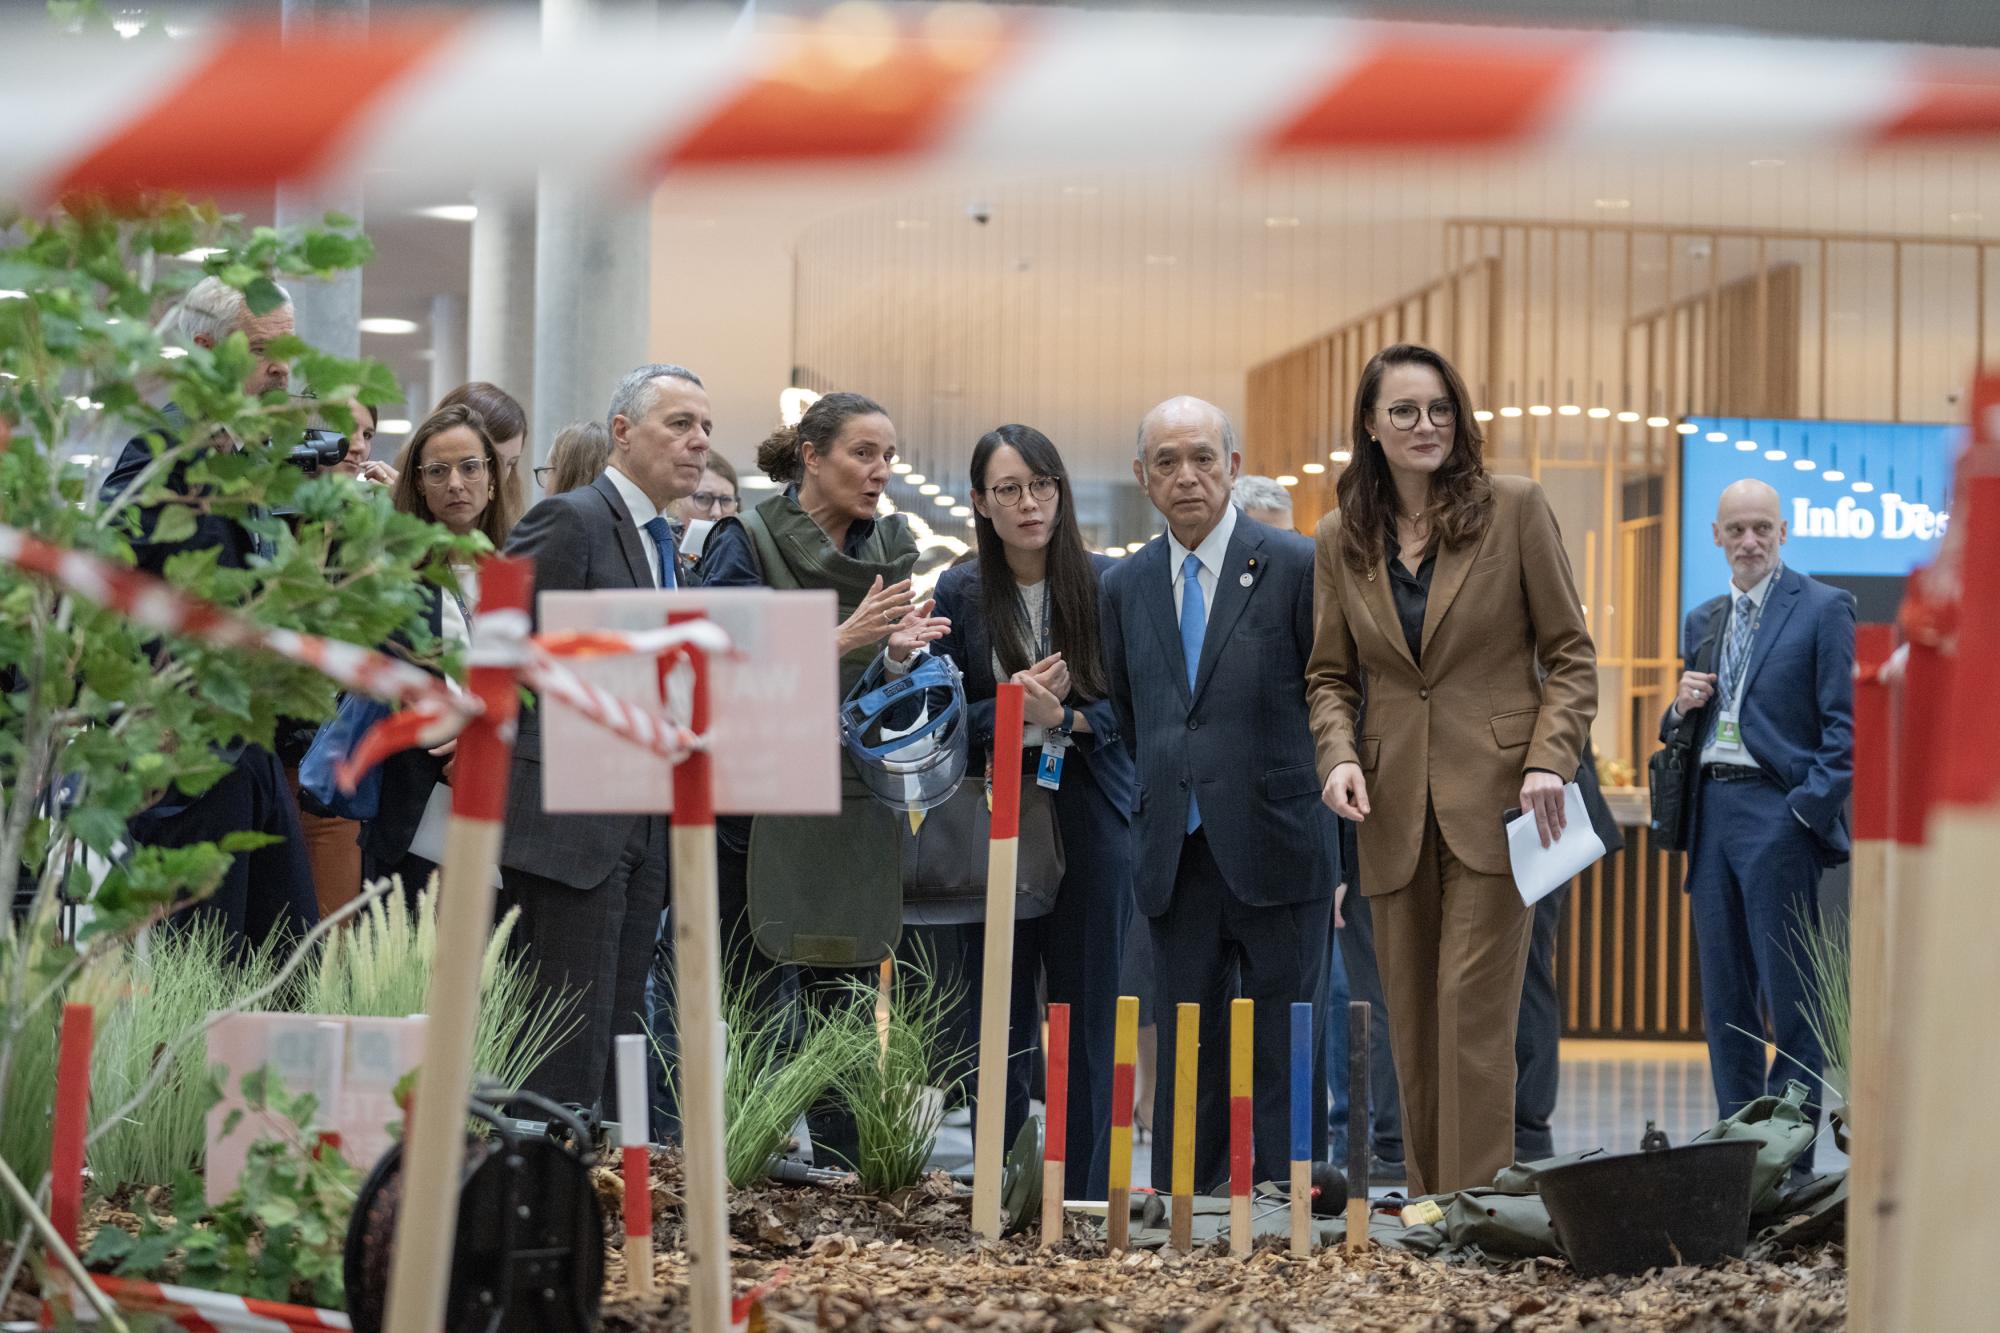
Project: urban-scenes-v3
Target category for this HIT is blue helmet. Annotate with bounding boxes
[839,652,969,813]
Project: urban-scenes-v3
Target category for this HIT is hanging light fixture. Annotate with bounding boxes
[1822,443,1846,482]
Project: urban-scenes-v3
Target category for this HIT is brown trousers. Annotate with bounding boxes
[1371,807,1534,1197]
[281,763,364,919]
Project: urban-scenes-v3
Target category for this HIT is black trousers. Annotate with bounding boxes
[498,818,666,1115]
[1148,830,1330,1194]
[133,745,319,952]
[1335,889,1405,1162]
[1514,885,1566,1162]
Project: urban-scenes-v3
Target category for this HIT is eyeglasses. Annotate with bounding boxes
[419,457,490,487]
[533,465,554,487]
[689,490,740,513]
[982,475,1060,508]
[1384,401,1457,431]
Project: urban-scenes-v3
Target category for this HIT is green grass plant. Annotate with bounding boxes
[828,951,965,1195]
[1792,907,1852,1107]
[297,880,577,1099]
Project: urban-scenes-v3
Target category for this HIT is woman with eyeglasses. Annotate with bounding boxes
[674,451,741,524]
[536,419,611,495]
[436,381,527,534]
[1305,343,1596,1197]
[919,423,1135,1198]
[361,404,510,891]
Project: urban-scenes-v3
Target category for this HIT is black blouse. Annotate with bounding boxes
[1385,535,1437,666]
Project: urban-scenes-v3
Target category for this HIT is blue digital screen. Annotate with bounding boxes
[1679,416,1961,617]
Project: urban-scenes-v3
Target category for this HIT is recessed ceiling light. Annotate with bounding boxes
[1302,462,1325,474]
[415,204,478,223]
[919,483,940,496]
[905,473,927,486]
[1104,546,1126,558]
[1277,474,1300,487]
[1676,422,1698,434]
[1264,216,1302,229]
[1499,406,1523,418]
[1764,448,1787,461]
[1736,439,1758,451]
[1646,416,1670,428]
[358,317,419,335]
[377,418,413,434]
[1587,407,1611,419]
[949,505,971,518]
[1330,450,1352,463]
[891,461,911,475]
[1528,404,1552,416]
[1794,458,1817,471]
[1616,410,1641,424]
[1557,404,1581,416]
[1594,198,1632,210]
[1852,480,1875,493]
[1821,469,1846,481]
[931,494,954,507]
[1706,431,1729,442]
[1749,158,1786,168]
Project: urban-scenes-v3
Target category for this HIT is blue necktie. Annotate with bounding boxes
[1180,551,1205,833]
[1707,593,1756,745]
[642,516,678,589]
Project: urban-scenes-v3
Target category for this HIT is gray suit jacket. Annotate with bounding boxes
[1101,513,1341,916]
[498,472,673,889]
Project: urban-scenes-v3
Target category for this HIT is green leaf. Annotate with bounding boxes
[82,1227,136,1266]
[243,275,287,316]
[217,830,282,854]
[150,504,198,546]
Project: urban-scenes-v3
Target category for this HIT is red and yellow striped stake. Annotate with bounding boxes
[50,1003,93,1254]
[1041,1002,1071,1246]
[383,555,530,1333]
[1170,1001,1198,1254]
[1887,467,2000,1329]
[614,1032,653,1300]
[1106,994,1138,1252]
[972,682,1026,1241]
[665,609,731,1333]
[1228,999,1254,1257]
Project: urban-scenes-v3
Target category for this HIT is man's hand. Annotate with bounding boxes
[1675,670,1719,716]
[1323,762,1370,821]
[1519,769,1567,849]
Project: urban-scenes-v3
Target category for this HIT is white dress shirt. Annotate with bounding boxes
[1699,565,1778,770]
[1168,501,1239,629]
[603,464,669,588]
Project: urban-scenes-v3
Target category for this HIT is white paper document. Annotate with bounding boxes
[1505,781,1608,906]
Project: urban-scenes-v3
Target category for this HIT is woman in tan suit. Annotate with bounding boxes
[1307,343,1596,1197]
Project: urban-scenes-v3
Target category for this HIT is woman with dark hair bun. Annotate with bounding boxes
[692,390,949,1169]
[921,423,1135,1199]
[1306,343,1596,1197]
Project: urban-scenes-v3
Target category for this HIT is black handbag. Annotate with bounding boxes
[1648,608,1725,851]
[899,773,1066,925]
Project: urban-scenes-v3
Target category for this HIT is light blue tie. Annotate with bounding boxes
[641,516,678,589]
[1707,593,1756,745]
[1180,551,1205,833]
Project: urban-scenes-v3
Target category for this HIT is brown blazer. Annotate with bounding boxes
[1306,474,1597,892]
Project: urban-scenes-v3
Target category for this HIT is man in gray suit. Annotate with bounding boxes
[498,362,711,1113]
[1101,396,1341,1192]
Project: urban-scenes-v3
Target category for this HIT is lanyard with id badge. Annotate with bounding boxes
[1712,593,1764,756]
[1015,586,1071,791]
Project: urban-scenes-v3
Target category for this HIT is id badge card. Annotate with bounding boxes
[1714,707,1745,754]
[1036,739,1067,790]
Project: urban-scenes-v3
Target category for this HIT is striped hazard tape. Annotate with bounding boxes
[3,8,1999,206]
[57,1273,350,1331]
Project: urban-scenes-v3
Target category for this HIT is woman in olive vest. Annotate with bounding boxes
[696,391,948,1168]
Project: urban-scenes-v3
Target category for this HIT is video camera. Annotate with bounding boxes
[287,427,351,476]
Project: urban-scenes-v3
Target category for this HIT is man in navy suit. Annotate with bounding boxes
[1665,478,1854,1160]
[1102,396,1341,1192]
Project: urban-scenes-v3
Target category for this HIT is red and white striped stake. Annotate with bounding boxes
[664,609,731,1333]
[1228,998,1254,1258]
[1040,1002,1070,1247]
[381,555,530,1333]
[615,1032,654,1300]
[972,682,1026,1241]
[50,1002,94,1254]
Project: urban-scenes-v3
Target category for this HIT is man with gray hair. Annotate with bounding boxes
[97,276,320,951]
[498,362,712,1113]
[1232,475,1295,530]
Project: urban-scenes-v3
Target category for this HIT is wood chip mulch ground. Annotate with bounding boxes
[596,1148,1849,1333]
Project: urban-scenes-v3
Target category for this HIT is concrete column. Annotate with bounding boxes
[531,0,652,464]
[273,0,366,361]
[467,187,536,409]
[426,293,466,409]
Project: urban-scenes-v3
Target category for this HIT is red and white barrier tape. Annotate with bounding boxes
[5,8,2000,206]
[60,1274,349,1331]
[0,521,731,776]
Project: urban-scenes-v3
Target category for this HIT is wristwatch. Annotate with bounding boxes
[1055,705,1076,738]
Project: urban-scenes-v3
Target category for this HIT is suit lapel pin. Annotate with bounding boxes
[1239,572,1254,588]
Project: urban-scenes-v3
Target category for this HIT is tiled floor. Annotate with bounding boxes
[925,1039,1846,1194]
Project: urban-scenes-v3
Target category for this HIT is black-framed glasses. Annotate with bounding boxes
[982,475,1060,508]
[533,465,555,487]
[1385,400,1456,431]
[689,490,740,513]
[418,457,489,487]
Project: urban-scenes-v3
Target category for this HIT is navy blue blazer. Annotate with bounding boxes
[1668,564,1856,862]
[1101,513,1341,914]
[928,555,1135,820]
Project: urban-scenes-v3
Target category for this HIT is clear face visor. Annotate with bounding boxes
[841,657,970,814]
